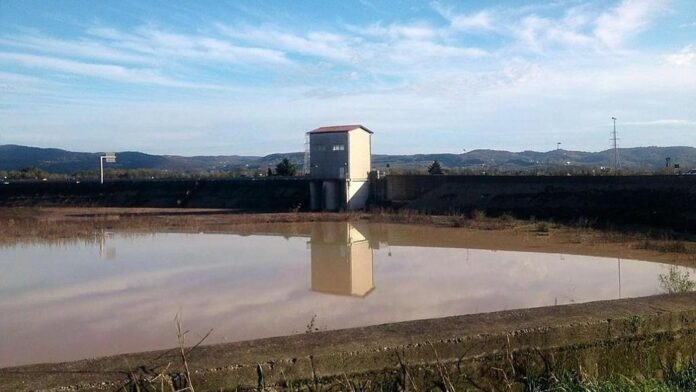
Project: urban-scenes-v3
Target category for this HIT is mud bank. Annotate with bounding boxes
[1,293,695,391]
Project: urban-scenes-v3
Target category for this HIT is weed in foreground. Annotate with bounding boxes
[116,314,212,392]
[536,222,550,233]
[659,266,696,294]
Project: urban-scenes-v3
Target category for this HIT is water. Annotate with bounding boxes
[0,222,690,367]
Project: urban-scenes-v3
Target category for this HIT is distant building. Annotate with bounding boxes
[307,125,373,211]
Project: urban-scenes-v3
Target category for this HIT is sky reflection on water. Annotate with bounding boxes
[0,222,690,367]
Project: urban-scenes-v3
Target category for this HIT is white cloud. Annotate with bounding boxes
[1,27,281,68]
[511,14,593,52]
[218,24,355,62]
[385,40,488,65]
[219,21,486,75]
[665,44,696,66]
[0,35,152,64]
[594,0,665,48]
[361,22,438,40]
[434,4,598,53]
[434,1,666,53]
[0,52,222,89]
[103,26,290,65]
[450,11,494,31]
[431,2,494,31]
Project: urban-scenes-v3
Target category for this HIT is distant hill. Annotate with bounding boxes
[373,146,696,171]
[0,144,694,174]
[0,145,303,173]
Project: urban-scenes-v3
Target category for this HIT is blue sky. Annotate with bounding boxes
[1,0,695,155]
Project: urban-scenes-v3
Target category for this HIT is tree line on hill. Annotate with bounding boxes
[0,158,300,181]
[0,144,694,180]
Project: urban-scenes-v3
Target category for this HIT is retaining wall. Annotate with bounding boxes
[373,175,696,230]
[2,175,695,230]
[0,178,311,211]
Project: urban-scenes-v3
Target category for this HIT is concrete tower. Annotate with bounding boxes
[307,125,373,211]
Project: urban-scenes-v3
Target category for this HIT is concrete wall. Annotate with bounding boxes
[4,174,694,230]
[0,178,310,211]
[373,175,696,231]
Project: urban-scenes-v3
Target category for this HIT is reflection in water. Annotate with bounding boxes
[618,258,622,299]
[310,223,374,297]
[1,222,694,368]
[98,230,117,260]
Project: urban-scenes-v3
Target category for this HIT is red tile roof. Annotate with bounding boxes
[309,125,373,134]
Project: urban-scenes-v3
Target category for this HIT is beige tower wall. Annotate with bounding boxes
[346,180,369,210]
[348,129,371,181]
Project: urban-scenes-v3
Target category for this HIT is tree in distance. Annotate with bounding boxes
[428,160,444,175]
[275,158,298,176]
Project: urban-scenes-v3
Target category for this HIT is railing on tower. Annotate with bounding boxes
[303,132,310,175]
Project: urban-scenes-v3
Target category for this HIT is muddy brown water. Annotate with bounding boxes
[0,222,693,368]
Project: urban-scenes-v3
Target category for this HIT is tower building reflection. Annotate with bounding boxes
[310,222,374,297]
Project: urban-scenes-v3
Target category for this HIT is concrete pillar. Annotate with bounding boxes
[309,181,320,211]
[323,181,338,211]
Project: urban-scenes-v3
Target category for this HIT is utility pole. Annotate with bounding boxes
[611,117,620,172]
[100,153,116,184]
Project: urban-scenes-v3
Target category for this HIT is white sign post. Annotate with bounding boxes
[100,153,117,184]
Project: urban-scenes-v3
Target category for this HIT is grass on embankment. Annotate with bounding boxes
[123,355,696,391]
[252,359,696,392]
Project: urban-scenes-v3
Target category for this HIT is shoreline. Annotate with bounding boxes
[2,207,694,267]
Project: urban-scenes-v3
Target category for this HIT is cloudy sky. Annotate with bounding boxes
[1,0,694,155]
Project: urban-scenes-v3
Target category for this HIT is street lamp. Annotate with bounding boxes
[100,152,116,184]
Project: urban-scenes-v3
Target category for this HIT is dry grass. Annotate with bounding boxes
[637,239,689,253]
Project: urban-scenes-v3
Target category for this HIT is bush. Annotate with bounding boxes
[275,158,298,176]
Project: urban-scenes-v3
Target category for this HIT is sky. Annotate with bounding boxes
[0,0,695,156]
